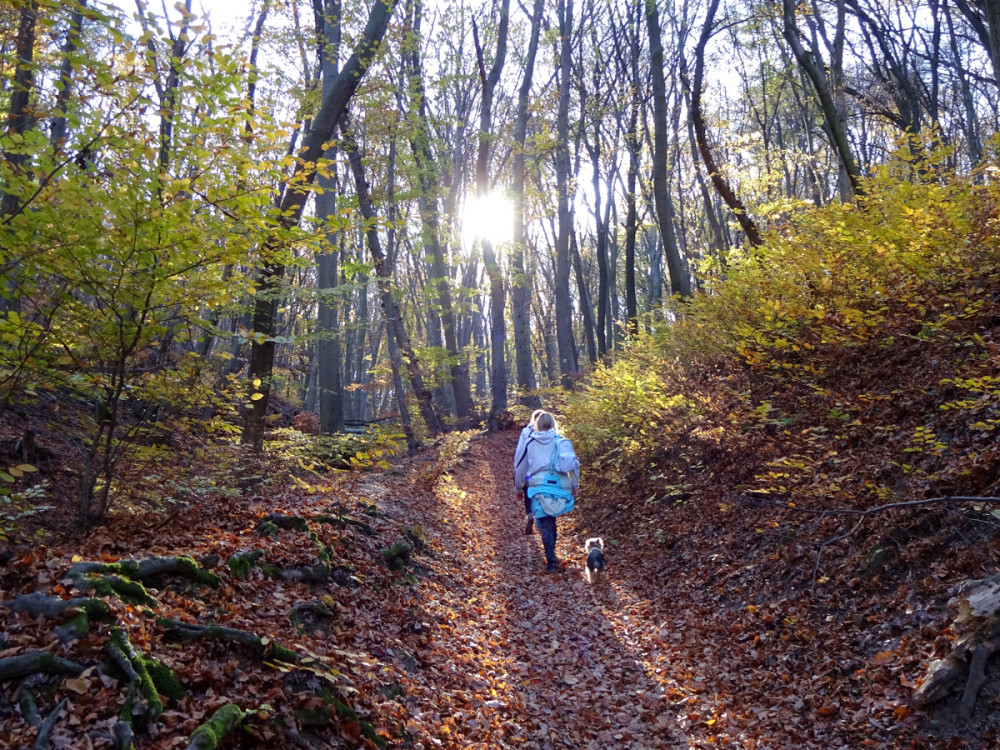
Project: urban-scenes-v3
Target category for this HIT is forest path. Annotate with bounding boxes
[393,430,684,749]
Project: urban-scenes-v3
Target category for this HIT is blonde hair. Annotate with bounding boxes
[535,411,558,432]
[529,408,545,427]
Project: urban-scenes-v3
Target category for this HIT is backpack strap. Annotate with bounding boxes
[515,434,536,471]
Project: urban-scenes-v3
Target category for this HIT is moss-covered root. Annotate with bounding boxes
[0,592,112,642]
[113,719,135,750]
[184,703,244,750]
[256,514,309,535]
[104,627,164,722]
[32,696,69,750]
[226,549,265,580]
[76,573,156,607]
[331,698,387,749]
[68,556,221,588]
[0,651,85,681]
[380,541,414,570]
[157,617,297,664]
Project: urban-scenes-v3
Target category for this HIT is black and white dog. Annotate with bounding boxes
[584,537,606,584]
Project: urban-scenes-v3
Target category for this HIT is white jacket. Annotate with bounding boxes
[513,429,580,492]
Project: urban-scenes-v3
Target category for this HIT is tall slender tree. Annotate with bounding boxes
[242,0,397,450]
[472,0,511,429]
[510,0,543,406]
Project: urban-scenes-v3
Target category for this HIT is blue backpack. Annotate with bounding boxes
[527,438,575,518]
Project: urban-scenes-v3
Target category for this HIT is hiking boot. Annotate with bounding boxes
[524,514,534,535]
[545,561,560,573]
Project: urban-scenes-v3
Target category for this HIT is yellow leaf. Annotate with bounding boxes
[250,393,264,401]
[63,677,89,694]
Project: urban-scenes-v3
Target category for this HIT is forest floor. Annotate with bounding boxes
[1,424,997,749]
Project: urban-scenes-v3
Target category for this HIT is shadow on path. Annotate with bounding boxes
[400,431,685,749]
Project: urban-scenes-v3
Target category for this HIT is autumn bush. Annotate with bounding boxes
[567,147,1000,502]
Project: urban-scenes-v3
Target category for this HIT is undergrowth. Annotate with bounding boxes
[566,148,1000,520]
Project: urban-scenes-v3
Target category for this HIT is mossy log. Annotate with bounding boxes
[380,541,413,571]
[158,617,297,664]
[105,627,163,722]
[0,652,85,681]
[67,556,220,588]
[913,573,1000,718]
[185,703,244,750]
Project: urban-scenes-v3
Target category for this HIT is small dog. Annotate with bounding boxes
[584,538,606,584]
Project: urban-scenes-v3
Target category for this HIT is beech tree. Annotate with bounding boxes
[242,0,396,450]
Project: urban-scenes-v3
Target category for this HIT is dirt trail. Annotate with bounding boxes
[391,431,684,749]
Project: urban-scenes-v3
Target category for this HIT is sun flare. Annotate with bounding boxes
[461,193,514,248]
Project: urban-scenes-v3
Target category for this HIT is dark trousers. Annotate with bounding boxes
[523,488,531,516]
[536,515,558,564]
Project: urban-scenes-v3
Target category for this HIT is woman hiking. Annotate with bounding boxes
[513,411,580,573]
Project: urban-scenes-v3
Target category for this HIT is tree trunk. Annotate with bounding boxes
[242,0,396,450]
[0,0,38,312]
[782,0,863,199]
[403,0,472,424]
[571,231,598,364]
[315,0,345,435]
[688,0,764,249]
[472,1,510,428]
[341,119,442,440]
[49,1,87,153]
[645,0,693,295]
[510,0,543,406]
[555,0,579,385]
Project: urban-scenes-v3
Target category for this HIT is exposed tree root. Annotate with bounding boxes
[380,541,413,570]
[226,549,265,579]
[157,617,298,664]
[913,573,1000,717]
[258,512,375,537]
[67,555,220,588]
[74,573,156,606]
[31,696,68,750]
[105,627,164,723]
[1,592,112,642]
[0,651,85,681]
[289,602,336,633]
[184,703,244,750]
